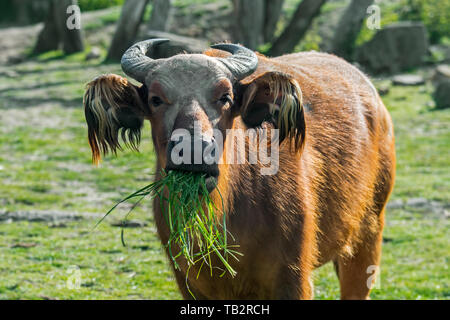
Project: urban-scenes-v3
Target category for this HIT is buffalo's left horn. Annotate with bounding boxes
[121,38,169,84]
[211,43,258,80]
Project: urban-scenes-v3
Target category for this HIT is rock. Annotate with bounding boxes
[429,44,450,63]
[432,64,450,84]
[405,197,428,208]
[375,198,449,217]
[382,237,393,243]
[110,219,148,228]
[356,22,428,74]
[426,101,435,108]
[392,74,425,86]
[141,31,209,58]
[39,295,60,300]
[377,83,391,96]
[428,201,446,215]
[85,47,102,60]
[433,81,450,109]
[403,198,450,216]
[11,242,38,248]
[386,199,403,210]
[7,54,27,65]
[48,222,68,228]
[432,64,450,109]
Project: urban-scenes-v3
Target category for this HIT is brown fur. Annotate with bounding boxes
[83,50,395,299]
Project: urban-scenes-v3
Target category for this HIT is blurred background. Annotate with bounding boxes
[0,0,448,299]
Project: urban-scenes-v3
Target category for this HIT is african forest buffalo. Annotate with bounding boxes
[83,39,395,299]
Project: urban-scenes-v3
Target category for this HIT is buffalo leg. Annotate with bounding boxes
[335,211,384,300]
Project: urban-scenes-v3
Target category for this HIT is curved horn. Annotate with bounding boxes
[121,39,169,83]
[210,43,258,80]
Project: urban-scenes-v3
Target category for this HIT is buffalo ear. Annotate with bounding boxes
[83,74,147,165]
[238,72,306,152]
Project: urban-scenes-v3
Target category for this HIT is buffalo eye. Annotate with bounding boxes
[218,93,233,105]
[150,96,164,107]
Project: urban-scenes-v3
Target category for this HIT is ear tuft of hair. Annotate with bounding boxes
[83,74,145,165]
[268,73,306,153]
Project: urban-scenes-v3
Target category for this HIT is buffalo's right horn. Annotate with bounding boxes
[211,43,258,80]
[121,39,169,84]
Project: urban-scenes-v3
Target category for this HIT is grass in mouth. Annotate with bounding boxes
[95,170,242,283]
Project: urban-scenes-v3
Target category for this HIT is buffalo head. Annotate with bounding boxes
[83,39,305,191]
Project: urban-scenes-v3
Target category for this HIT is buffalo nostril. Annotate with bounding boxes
[166,132,221,175]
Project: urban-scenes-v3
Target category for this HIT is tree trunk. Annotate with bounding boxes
[33,0,60,54]
[55,0,84,54]
[9,0,49,25]
[13,0,29,24]
[263,0,284,43]
[106,0,150,62]
[232,0,266,50]
[148,0,172,31]
[269,0,327,57]
[33,0,84,55]
[331,0,374,60]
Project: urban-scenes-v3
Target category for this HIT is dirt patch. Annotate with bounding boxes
[0,24,41,65]
[0,104,74,132]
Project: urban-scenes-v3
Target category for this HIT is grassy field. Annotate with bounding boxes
[0,51,448,300]
[0,4,449,299]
